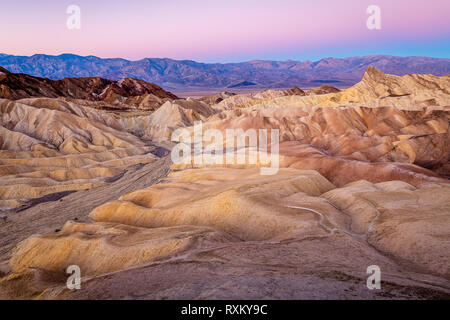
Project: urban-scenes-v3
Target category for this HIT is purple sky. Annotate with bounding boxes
[1,0,449,62]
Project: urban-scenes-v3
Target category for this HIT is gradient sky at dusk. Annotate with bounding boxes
[1,0,449,62]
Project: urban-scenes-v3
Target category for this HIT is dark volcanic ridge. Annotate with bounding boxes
[0,66,177,101]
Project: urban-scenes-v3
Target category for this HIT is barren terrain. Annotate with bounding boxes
[0,67,449,299]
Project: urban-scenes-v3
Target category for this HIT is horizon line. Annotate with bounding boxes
[1,52,449,65]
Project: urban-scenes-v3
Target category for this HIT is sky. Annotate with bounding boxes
[1,0,449,63]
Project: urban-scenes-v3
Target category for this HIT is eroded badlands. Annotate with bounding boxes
[0,67,449,299]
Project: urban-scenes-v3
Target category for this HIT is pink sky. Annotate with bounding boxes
[1,0,449,62]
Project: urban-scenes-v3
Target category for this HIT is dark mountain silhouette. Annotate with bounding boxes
[228,80,257,88]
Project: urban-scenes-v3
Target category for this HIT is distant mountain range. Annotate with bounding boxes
[0,53,449,90]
